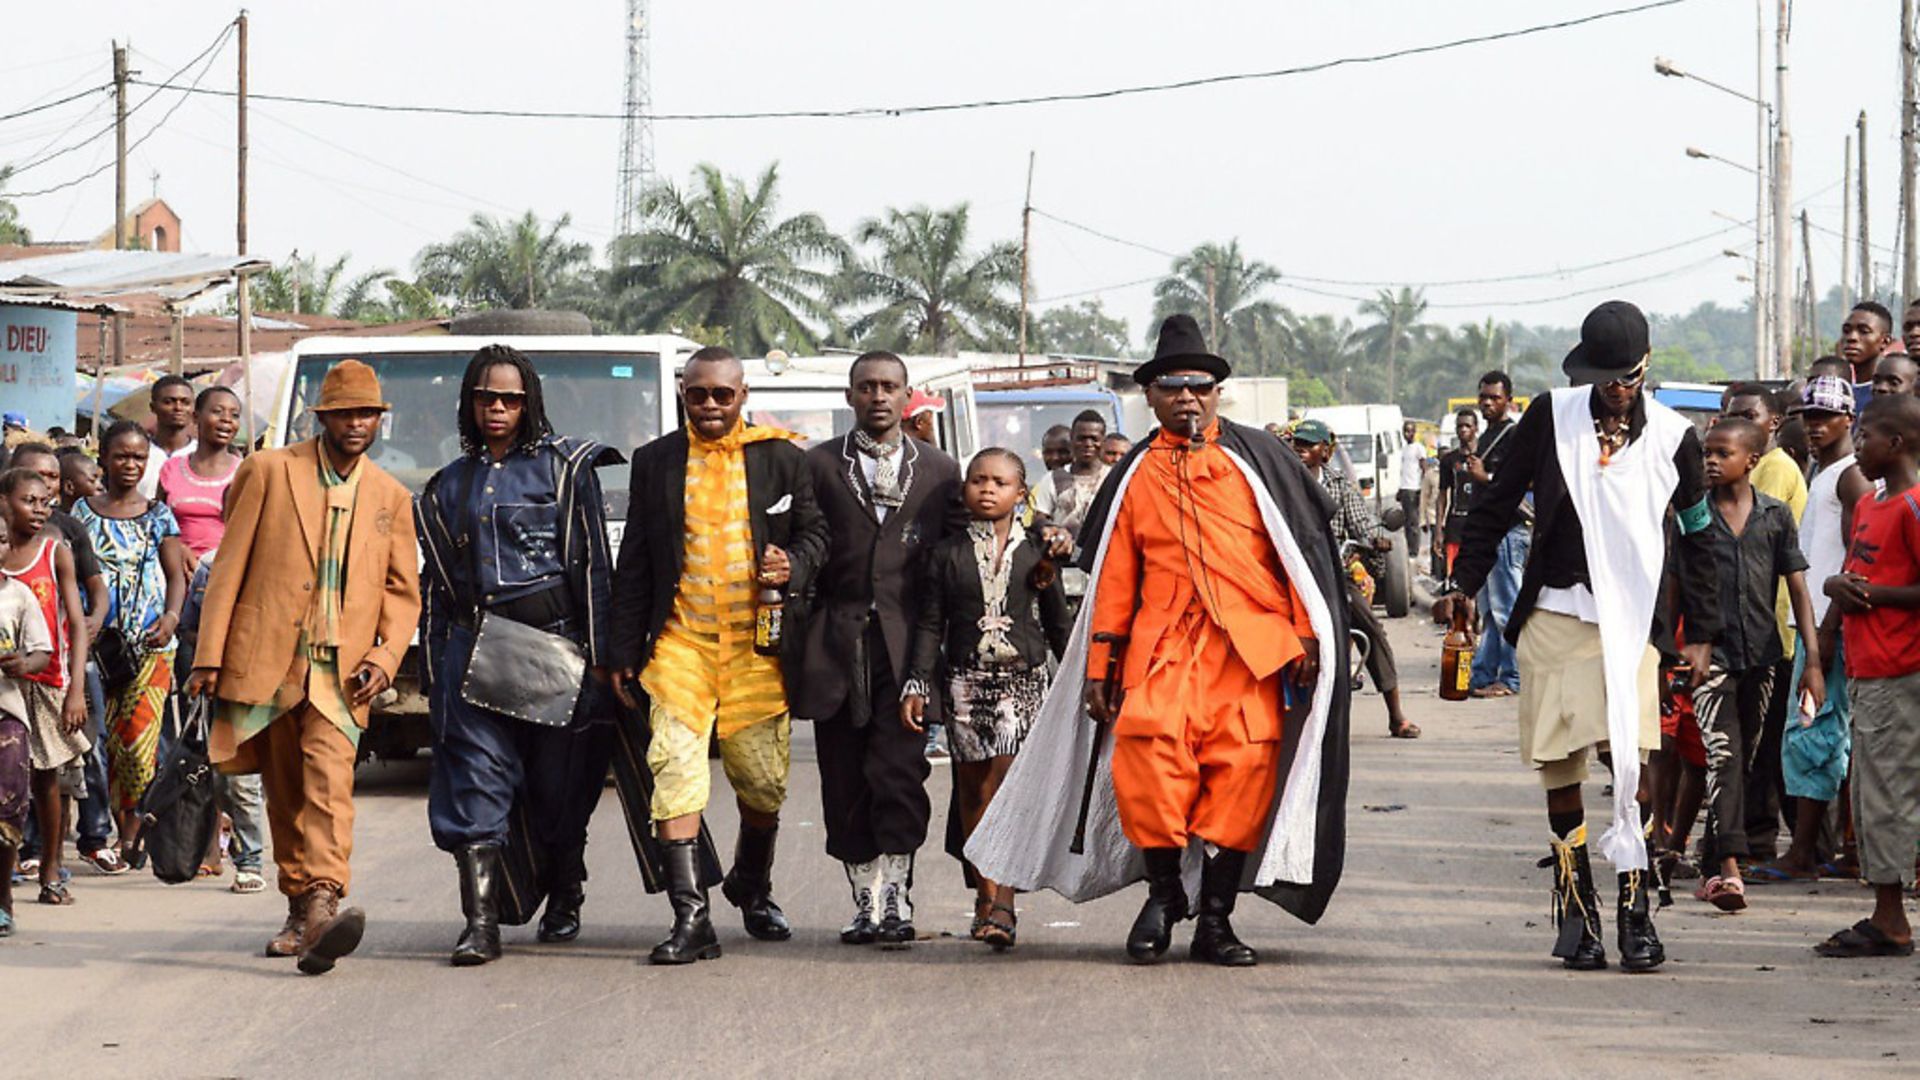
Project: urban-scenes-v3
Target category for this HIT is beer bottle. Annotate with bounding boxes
[754,584,785,656]
[1439,603,1475,701]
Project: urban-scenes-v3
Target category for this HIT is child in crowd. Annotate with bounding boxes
[901,448,1070,950]
[0,469,92,906]
[0,513,56,937]
[57,448,100,512]
[1815,394,1920,958]
[1689,419,1823,913]
[1648,553,1706,906]
[1754,376,1869,882]
[1717,384,1807,865]
[1435,408,1479,582]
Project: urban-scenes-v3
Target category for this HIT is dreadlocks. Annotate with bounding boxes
[457,344,552,456]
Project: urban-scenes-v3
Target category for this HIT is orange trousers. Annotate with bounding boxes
[250,703,358,899]
[1110,604,1282,852]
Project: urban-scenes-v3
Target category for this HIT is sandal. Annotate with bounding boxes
[969,895,992,942]
[1389,721,1422,739]
[1702,875,1746,912]
[1470,685,1514,698]
[0,908,12,938]
[196,863,221,879]
[36,881,75,906]
[1815,919,1916,958]
[1747,862,1819,884]
[981,903,1017,951]
[231,870,266,894]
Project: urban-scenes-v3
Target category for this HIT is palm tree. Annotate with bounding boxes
[1151,241,1287,366]
[416,210,593,311]
[0,166,27,245]
[1357,286,1430,403]
[1283,312,1364,400]
[841,204,1021,354]
[611,163,845,353]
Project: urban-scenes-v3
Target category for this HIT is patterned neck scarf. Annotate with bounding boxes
[968,519,1025,664]
[852,428,907,508]
[305,445,362,650]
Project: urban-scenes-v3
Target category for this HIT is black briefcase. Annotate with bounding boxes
[608,694,724,892]
[497,798,547,926]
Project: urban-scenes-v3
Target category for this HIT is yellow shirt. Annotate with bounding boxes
[639,422,791,738]
[1750,446,1808,656]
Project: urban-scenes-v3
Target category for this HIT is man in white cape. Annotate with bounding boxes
[1440,299,1719,973]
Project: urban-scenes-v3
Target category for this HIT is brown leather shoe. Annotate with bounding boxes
[296,884,366,976]
[265,893,305,958]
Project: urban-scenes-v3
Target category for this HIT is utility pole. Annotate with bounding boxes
[1205,263,1219,348]
[1017,152,1034,364]
[1801,209,1815,367]
[1843,135,1853,305]
[1860,111,1873,299]
[112,43,127,372]
[1903,0,1919,303]
[237,11,253,449]
[1771,0,1792,379]
[1755,0,1769,378]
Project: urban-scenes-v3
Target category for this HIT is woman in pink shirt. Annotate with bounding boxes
[155,386,243,559]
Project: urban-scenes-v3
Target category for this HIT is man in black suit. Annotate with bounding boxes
[795,351,968,947]
[611,347,827,965]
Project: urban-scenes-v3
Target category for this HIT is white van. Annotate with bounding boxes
[1299,402,1413,618]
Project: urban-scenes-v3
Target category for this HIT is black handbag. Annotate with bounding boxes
[93,625,138,695]
[459,611,586,727]
[133,696,221,885]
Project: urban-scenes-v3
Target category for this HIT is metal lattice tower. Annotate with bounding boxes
[615,0,654,241]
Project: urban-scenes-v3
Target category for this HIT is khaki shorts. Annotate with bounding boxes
[1849,671,1920,888]
[1516,610,1659,790]
[647,701,790,822]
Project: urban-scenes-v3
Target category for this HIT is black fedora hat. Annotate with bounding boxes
[1134,313,1231,386]
[1563,299,1651,386]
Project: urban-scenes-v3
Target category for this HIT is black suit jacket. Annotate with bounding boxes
[793,433,966,720]
[906,524,1071,686]
[609,428,827,675]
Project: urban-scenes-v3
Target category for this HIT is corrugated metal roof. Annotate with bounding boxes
[0,292,123,314]
[0,250,272,302]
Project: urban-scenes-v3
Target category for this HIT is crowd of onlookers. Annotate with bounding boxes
[1,376,259,935]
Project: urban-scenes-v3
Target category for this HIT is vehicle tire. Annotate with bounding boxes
[1381,531,1412,619]
[450,309,594,337]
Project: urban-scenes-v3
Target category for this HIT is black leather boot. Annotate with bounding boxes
[1617,866,1665,972]
[721,823,791,942]
[538,845,586,944]
[1126,848,1189,963]
[1190,848,1258,967]
[452,842,503,966]
[1548,831,1607,971]
[649,838,720,965]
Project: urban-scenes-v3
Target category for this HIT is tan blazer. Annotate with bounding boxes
[196,438,421,727]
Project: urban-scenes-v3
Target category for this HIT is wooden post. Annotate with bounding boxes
[1860,111,1873,298]
[1772,0,1793,380]
[1904,0,1919,303]
[91,316,108,441]
[237,11,254,450]
[1843,135,1853,304]
[169,306,183,375]
[1016,151,1034,365]
[112,43,127,373]
[1801,209,1815,368]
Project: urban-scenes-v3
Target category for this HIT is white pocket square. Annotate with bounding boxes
[767,494,793,515]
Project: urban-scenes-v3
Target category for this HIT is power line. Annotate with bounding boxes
[126,0,1695,123]
[10,24,234,199]
[0,84,111,126]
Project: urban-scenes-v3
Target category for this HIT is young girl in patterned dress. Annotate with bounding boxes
[73,422,188,860]
[0,468,91,904]
[901,448,1071,949]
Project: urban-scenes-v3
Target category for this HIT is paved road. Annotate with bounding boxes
[11,616,1916,1078]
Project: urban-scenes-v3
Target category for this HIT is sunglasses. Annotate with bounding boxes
[474,389,527,409]
[683,385,739,407]
[1152,374,1217,394]
[1600,362,1648,391]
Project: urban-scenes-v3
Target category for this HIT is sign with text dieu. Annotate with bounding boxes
[0,303,78,432]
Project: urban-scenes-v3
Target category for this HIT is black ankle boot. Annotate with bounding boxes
[452,842,503,966]
[1190,848,1258,967]
[649,838,720,965]
[1126,848,1189,963]
[537,845,586,944]
[1548,835,1607,971]
[721,823,791,942]
[1617,866,1665,972]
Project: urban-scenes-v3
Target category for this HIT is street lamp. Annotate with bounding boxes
[1688,146,1762,178]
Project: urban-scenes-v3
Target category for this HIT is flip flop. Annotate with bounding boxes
[1815,919,1916,958]
[1704,875,1747,912]
[36,881,75,906]
[1747,863,1818,884]
[1389,722,1422,739]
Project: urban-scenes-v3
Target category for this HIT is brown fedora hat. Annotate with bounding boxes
[311,359,390,413]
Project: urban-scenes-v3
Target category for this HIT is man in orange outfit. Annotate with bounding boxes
[1085,314,1342,965]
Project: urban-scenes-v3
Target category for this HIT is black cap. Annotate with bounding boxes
[1134,313,1231,386]
[1562,300,1650,386]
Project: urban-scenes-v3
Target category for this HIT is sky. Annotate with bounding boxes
[1,0,1910,346]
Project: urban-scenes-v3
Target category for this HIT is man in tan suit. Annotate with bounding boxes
[186,359,421,976]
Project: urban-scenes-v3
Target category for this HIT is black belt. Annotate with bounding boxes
[455,583,575,635]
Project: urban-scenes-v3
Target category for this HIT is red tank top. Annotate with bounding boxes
[1,536,67,689]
